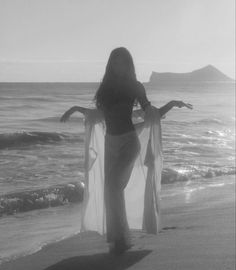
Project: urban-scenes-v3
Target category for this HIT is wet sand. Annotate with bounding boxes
[1,176,235,270]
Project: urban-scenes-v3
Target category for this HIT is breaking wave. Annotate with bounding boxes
[161,166,235,184]
[0,131,84,149]
[0,182,84,217]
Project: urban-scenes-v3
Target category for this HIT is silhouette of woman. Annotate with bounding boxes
[61,47,192,255]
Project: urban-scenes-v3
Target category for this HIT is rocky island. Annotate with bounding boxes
[149,65,234,84]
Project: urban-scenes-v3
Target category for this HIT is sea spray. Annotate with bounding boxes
[0,182,84,217]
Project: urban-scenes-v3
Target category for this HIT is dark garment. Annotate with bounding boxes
[101,80,149,248]
[102,81,150,135]
[104,130,141,244]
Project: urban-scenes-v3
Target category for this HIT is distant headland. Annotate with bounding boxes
[149,65,234,84]
[0,65,234,85]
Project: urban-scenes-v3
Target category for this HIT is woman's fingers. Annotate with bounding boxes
[60,112,69,122]
[176,101,193,110]
[60,115,64,122]
[184,103,193,109]
[60,115,66,122]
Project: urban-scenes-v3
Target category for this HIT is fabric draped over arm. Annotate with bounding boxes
[80,108,163,235]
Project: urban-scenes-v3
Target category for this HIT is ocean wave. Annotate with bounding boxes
[0,182,84,217]
[34,116,84,123]
[164,118,225,127]
[0,167,234,216]
[0,96,56,102]
[204,129,233,138]
[161,167,235,184]
[179,145,219,154]
[193,118,224,125]
[0,131,80,149]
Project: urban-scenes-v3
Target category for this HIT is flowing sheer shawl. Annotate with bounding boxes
[80,109,163,235]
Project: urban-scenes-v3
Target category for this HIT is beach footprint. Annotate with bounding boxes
[160,225,195,232]
[161,226,178,231]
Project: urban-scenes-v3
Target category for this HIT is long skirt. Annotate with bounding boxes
[104,130,141,244]
[81,109,163,237]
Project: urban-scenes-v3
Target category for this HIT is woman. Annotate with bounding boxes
[61,47,192,254]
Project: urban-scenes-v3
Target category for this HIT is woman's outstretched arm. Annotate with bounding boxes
[159,100,193,117]
[60,106,104,123]
[60,106,89,122]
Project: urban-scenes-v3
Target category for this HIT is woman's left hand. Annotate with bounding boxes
[172,101,193,110]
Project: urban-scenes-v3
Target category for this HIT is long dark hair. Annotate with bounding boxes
[94,47,137,109]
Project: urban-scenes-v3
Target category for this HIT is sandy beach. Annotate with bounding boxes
[1,175,235,270]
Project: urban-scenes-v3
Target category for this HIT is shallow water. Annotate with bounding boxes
[0,204,82,264]
[0,82,235,263]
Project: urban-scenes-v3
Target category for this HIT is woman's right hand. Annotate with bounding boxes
[60,107,75,122]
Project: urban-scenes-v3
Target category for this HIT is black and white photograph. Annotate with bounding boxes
[0,0,235,269]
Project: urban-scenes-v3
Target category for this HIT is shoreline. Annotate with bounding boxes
[1,176,235,270]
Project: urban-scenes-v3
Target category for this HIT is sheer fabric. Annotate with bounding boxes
[80,109,163,235]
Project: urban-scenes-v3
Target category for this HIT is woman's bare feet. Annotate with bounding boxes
[109,239,133,255]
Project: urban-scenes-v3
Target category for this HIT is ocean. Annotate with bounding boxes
[0,82,235,264]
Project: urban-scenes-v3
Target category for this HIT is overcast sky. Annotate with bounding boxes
[0,0,235,82]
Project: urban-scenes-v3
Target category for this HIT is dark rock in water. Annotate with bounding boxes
[0,131,67,150]
[0,182,84,217]
[63,183,84,203]
[149,65,234,84]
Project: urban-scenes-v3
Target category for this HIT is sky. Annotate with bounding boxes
[0,0,235,82]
